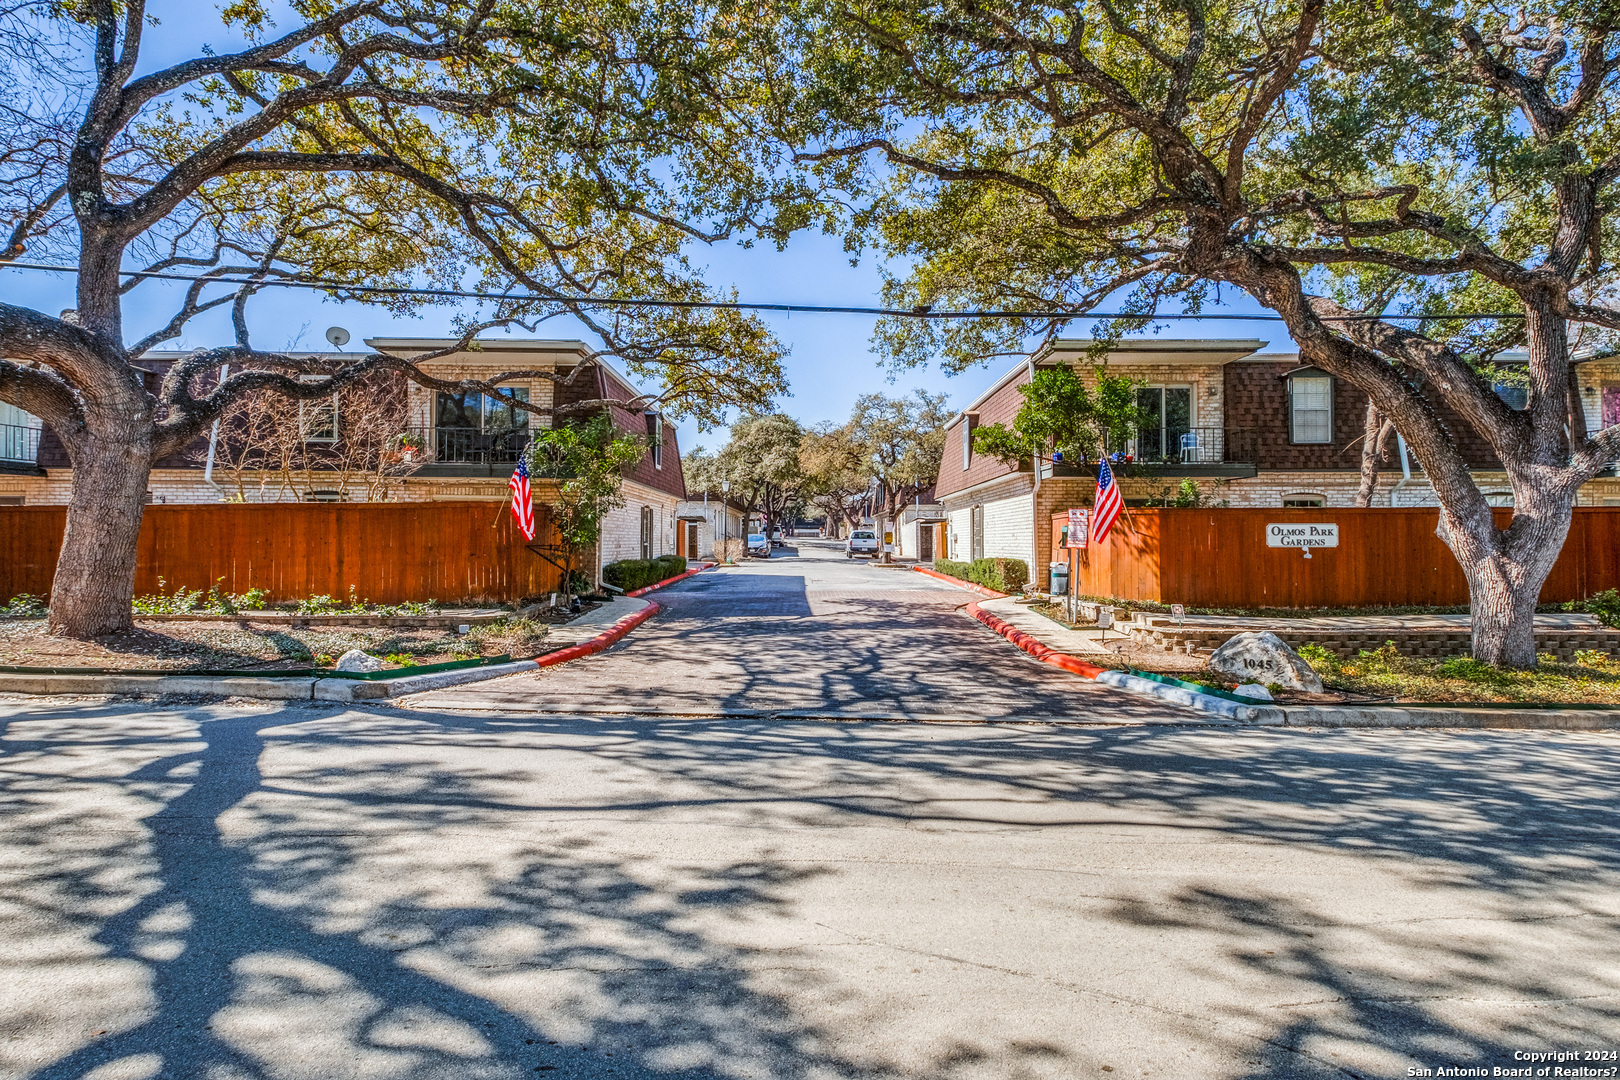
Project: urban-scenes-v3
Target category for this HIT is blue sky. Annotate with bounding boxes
[5,230,1299,456]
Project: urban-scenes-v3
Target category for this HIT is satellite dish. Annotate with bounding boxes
[325,326,351,348]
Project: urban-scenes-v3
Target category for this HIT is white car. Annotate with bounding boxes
[846,530,880,559]
[745,533,770,557]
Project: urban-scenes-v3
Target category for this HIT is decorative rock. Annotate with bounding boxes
[335,649,384,673]
[1230,682,1275,701]
[1209,631,1324,693]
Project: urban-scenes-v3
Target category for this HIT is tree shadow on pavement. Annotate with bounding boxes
[2,703,1617,1080]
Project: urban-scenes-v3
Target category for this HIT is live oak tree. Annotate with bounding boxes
[846,390,949,548]
[798,420,870,536]
[800,0,1620,667]
[692,413,808,539]
[0,0,800,638]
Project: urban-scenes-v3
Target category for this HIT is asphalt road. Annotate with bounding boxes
[2,546,1618,1080]
[406,540,1183,720]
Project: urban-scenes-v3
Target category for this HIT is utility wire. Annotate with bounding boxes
[1,259,1530,321]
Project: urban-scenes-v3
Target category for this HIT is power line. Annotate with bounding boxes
[0,259,1530,322]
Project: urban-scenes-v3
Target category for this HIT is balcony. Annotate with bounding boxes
[1046,427,1258,479]
[0,424,42,474]
[398,426,573,479]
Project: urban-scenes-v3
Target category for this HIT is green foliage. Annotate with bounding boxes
[382,653,418,668]
[0,594,48,618]
[1565,590,1620,629]
[293,588,440,617]
[1297,640,1620,702]
[132,578,269,616]
[972,366,1143,466]
[936,557,1029,593]
[602,555,689,593]
[530,417,649,600]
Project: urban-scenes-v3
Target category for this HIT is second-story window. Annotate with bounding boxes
[962,414,976,470]
[299,376,338,442]
[1289,371,1333,444]
[0,401,41,463]
[645,412,663,469]
[435,389,529,463]
[1134,386,1192,461]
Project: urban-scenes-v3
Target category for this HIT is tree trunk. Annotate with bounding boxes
[47,435,153,638]
[1354,402,1383,508]
[1441,494,1572,669]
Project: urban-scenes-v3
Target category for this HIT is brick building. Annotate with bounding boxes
[0,337,689,582]
[934,339,1620,582]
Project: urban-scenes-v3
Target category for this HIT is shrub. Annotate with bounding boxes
[603,556,689,593]
[1568,589,1620,628]
[715,538,745,563]
[933,557,1030,593]
[0,593,47,618]
[1295,643,1340,676]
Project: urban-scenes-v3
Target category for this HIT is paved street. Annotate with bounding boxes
[406,540,1182,720]
[2,548,1618,1080]
[2,698,1617,1080]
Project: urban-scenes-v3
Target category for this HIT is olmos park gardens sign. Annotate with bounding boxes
[1265,522,1339,559]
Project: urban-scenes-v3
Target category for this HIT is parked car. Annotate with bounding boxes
[846,529,880,559]
[746,532,770,557]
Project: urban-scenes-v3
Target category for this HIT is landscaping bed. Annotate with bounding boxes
[1031,601,1620,705]
[0,616,553,673]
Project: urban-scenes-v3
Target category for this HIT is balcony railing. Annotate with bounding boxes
[1130,427,1256,465]
[430,425,529,465]
[0,423,40,464]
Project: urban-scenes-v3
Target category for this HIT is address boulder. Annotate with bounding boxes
[1209,632,1324,693]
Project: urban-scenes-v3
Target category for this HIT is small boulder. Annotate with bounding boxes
[335,648,384,673]
[1230,682,1274,701]
[1209,631,1324,693]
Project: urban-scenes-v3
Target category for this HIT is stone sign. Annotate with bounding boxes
[1208,631,1324,693]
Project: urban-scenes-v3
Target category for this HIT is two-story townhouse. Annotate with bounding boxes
[937,338,1620,587]
[0,337,689,580]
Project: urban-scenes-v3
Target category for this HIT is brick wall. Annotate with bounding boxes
[937,367,1030,498]
[1224,359,1502,471]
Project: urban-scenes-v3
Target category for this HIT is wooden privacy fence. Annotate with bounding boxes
[0,502,565,605]
[1051,507,1620,608]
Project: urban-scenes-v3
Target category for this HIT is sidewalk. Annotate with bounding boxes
[977,597,1114,655]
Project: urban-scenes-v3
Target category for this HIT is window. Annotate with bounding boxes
[298,376,338,442]
[1289,372,1333,444]
[434,388,530,463]
[1483,491,1515,507]
[645,412,663,469]
[0,402,41,463]
[304,489,344,503]
[1134,387,1192,461]
[640,505,654,559]
[0,495,24,506]
[962,414,976,470]
[1281,493,1325,508]
[1493,382,1529,411]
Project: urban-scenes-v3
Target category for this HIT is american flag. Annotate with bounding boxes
[508,455,535,541]
[1092,457,1123,545]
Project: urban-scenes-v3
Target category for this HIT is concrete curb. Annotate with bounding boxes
[915,567,1620,729]
[0,598,664,704]
[914,565,1257,721]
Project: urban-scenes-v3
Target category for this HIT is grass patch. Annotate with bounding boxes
[1298,642,1620,704]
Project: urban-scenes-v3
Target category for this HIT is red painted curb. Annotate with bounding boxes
[626,563,715,598]
[914,566,1109,679]
[965,601,1109,679]
[533,599,662,668]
